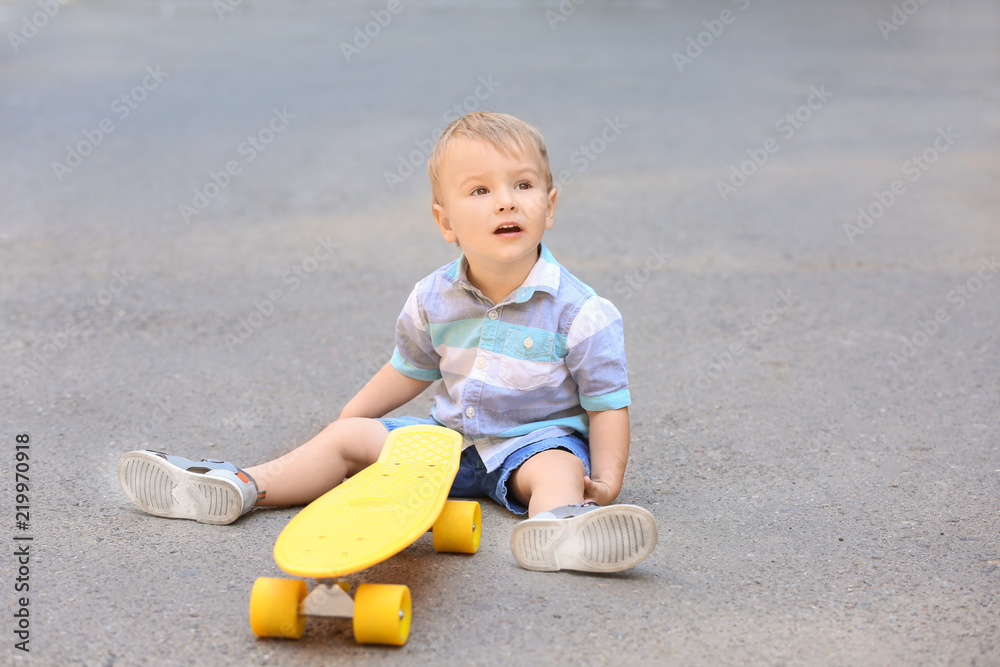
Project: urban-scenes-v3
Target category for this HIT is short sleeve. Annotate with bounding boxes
[564,296,630,411]
[389,283,443,382]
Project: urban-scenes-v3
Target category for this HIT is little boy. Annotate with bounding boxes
[119,112,657,573]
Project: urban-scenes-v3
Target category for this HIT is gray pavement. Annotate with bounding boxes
[2,0,999,665]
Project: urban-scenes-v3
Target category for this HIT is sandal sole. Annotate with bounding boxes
[510,505,658,573]
[117,451,243,525]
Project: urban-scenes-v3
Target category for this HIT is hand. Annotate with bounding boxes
[583,476,619,506]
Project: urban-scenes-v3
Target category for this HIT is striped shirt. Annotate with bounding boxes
[389,243,630,471]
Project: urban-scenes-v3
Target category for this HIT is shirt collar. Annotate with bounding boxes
[447,242,561,304]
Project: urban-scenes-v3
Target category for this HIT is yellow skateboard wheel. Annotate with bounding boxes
[353,583,411,646]
[432,500,481,554]
[249,577,307,639]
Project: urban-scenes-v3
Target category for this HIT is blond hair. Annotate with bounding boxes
[428,112,553,205]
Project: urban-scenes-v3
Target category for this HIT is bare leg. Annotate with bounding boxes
[508,449,586,518]
[246,417,389,507]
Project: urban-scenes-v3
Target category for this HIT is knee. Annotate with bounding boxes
[523,448,585,485]
[335,418,389,471]
[554,449,585,478]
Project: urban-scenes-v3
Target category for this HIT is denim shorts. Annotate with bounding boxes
[377,415,591,516]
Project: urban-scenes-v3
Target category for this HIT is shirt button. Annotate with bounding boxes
[487,310,498,320]
[523,337,533,349]
[476,358,486,369]
[465,407,476,418]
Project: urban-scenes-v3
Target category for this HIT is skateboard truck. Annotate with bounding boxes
[300,579,354,619]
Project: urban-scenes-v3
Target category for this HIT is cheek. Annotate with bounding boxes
[520,195,547,218]
[450,200,478,221]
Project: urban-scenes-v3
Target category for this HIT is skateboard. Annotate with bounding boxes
[248,425,481,646]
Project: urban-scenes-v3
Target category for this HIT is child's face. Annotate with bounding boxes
[432,138,556,278]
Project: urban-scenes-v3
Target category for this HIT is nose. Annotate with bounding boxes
[496,189,517,213]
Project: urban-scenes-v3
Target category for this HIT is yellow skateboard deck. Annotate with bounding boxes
[273,425,463,579]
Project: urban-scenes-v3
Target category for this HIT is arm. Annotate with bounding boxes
[583,406,630,505]
[338,362,433,420]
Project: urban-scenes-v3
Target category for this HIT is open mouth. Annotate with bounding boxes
[494,223,522,235]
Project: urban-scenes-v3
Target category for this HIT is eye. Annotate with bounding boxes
[515,181,532,190]
[471,187,489,196]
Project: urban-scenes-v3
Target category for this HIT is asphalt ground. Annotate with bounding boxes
[1,1,998,665]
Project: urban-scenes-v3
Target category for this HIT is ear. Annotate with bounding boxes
[433,202,459,244]
[544,187,557,230]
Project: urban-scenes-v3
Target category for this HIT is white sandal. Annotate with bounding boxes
[510,502,658,573]
[118,450,261,525]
